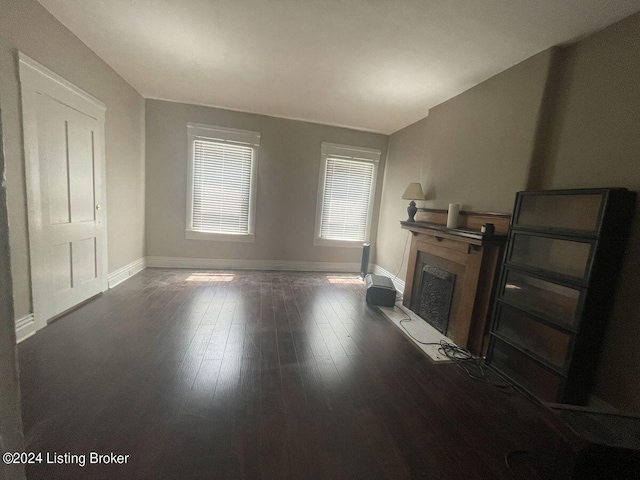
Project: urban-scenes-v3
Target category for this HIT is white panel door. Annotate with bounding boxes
[20,54,107,330]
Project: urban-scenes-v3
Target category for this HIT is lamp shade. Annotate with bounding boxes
[402,183,425,200]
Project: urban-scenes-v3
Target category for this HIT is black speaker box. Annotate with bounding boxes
[364,274,397,307]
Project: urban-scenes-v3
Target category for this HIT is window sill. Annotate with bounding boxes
[186,229,255,243]
[313,237,367,248]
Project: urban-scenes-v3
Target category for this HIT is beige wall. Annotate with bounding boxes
[0,0,146,321]
[375,12,640,412]
[145,99,388,266]
[376,50,554,282]
[421,49,555,213]
[376,117,429,281]
[537,12,640,412]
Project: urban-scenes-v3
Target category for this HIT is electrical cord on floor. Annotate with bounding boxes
[504,450,534,479]
[399,314,535,478]
[398,315,515,393]
[399,314,538,479]
[440,340,515,393]
[399,317,441,346]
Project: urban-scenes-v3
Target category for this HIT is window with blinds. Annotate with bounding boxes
[186,124,260,241]
[316,143,380,245]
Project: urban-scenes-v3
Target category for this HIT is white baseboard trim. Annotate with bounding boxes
[146,256,360,273]
[15,314,36,343]
[108,257,147,288]
[371,264,405,295]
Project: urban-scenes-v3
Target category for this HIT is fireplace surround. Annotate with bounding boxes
[401,208,509,355]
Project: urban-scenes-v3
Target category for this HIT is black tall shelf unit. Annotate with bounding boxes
[486,188,636,405]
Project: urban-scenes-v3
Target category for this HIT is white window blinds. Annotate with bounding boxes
[318,143,380,243]
[187,124,260,238]
[192,140,253,234]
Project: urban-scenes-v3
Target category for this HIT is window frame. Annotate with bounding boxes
[185,122,260,243]
[314,142,381,248]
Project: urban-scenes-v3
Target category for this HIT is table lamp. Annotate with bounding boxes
[402,183,425,222]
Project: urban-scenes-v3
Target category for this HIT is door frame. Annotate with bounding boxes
[19,53,108,332]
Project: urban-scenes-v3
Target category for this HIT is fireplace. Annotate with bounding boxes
[401,208,509,354]
[417,265,456,334]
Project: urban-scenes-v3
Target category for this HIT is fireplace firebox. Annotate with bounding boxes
[417,265,456,334]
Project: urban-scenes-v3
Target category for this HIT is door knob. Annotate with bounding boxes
[96,204,102,211]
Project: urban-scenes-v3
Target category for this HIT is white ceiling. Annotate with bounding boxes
[38,0,640,134]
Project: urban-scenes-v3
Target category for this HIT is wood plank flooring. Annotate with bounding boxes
[18,269,576,479]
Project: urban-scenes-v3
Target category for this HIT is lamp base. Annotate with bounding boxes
[407,201,417,222]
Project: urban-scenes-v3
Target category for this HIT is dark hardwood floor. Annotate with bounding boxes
[18,269,576,479]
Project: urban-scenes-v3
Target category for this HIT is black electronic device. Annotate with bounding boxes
[360,243,371,278]
[364,274,397,307]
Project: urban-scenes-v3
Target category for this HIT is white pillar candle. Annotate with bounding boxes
[447,203,460,228]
